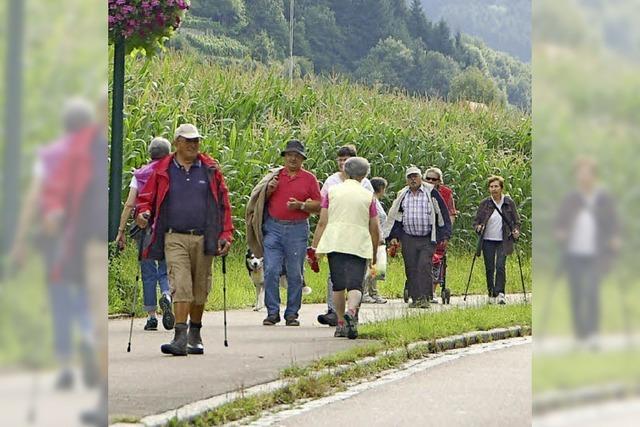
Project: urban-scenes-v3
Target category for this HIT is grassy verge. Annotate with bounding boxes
[533,349,640,394]
[109,241,532,316]
[168,303,531,426]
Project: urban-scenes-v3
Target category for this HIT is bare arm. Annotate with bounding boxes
[115,187,137,248]
[311,208,329,248]
[369,215,380,265]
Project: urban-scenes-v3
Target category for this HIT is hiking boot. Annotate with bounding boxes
[409,299,430,309]
[160,323,188,356]
[334,324,348,338]
[187,322,204,354]
[344,310,358,339]
[159,294,175,330]
[263,313,281,326]
[144,317,158,331]
[497,293,506,305]
[373,295,388,304]
[361,295,376,304]
[317,311,338,327]
[285,315,300,326]
[54,369,74,390]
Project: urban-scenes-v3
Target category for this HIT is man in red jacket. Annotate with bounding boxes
[136,123,233,356]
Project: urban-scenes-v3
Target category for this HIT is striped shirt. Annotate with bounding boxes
[401,188,432,236]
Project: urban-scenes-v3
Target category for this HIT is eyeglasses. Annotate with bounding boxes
[425,177,439,182]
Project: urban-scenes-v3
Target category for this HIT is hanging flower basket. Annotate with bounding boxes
[108,0,190,55]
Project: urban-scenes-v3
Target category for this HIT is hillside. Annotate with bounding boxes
[420,0,531,62]
[168,0,530,110]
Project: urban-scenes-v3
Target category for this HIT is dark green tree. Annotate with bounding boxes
[449,66,505,105]
[190,0,247,28]
[354,37,413,88]
[244,0,289,58]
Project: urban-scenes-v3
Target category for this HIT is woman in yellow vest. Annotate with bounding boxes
[311,157,380,339]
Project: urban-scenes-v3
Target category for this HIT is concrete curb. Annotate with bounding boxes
[110,325,530,427]
[533,382,640,415]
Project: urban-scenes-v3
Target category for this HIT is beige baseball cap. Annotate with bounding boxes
[405,166,422,177]
[174,123,203,140]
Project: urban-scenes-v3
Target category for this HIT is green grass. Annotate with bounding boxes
[360,303,532,347]
[169,303,531,426]
[533,350,640,393]
[108,241,531,315]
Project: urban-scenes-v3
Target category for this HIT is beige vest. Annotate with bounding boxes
[317,180,374,259]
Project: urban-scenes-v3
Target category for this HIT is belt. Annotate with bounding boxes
[270,217,308,225]
[167,228,204,236]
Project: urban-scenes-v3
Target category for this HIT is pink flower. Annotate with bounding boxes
[116,0,126,5]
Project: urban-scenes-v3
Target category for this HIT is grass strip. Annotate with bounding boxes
[167,304,531,426]
[534,349,640,393]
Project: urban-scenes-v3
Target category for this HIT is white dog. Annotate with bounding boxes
[245,249,312,311]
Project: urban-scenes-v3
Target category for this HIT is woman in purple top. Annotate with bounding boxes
[116,137,175,331]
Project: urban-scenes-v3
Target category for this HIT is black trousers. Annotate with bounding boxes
[401,234,435,301]
[566,254,601,339]
[482,240,506,297]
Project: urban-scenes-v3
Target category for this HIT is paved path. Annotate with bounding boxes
[108,294,528,423]
[250,339,531,426]
[0,369,100,427]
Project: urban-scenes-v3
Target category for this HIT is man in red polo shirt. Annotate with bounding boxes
[262,140,321,326]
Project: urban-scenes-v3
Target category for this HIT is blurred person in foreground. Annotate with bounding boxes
[9,99,97,392]
[384,166,451,308]
[555,156,620,341]
[311,157,380,339]
[424,167,458,303]
[474,175,521,305]
[317,145,374,325]
[41,95,108,424]
[259,140,321,326]
[361,176,388,304]
[115,137,174,331]
[136,123,233,356]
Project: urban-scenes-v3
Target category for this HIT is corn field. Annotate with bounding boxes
[118,49,531,252]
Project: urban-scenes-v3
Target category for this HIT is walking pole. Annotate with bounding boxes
[221,240,229,347]
[127,222,146,353]
[464,230,484,301]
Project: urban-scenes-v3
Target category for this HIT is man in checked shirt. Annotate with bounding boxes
[383,166,451,308]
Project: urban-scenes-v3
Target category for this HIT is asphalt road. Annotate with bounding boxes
[251,340,532,427]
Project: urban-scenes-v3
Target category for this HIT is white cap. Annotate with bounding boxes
[405,166,422,177]
[174,123,203,140]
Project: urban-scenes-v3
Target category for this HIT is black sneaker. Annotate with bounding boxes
[159,294,175,330]
[263,313,281,326]
[285,316,300,326]
[344,311,358,339]
[144,317,158,331]
[317,311,337,327]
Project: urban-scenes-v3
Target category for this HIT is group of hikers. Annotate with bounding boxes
[123,123,522,355]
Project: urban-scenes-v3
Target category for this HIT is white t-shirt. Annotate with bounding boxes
[129,175,138,190]
[321,172,373,197]
[484,196,504,241]
[568,192,597,256]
